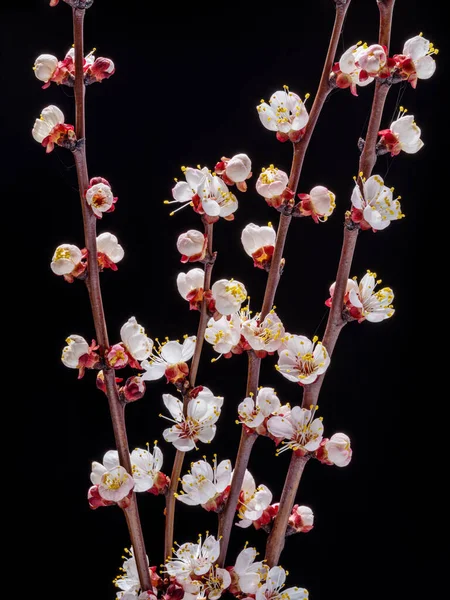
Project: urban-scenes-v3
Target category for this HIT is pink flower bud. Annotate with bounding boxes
[147,471,170,496]
[289,504,314,533]
[87,57,115,82]
[163,583,185,600]
[357,44,387,75]
[88,485,114,510]
[106,343,129,369]
[122,376,146,403]
[176,230,207,263]
[325,433,352,467]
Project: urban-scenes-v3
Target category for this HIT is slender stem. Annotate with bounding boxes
[260,1,351,320]
[216,1,351,569]
[71,8,151,591]
[265,455,309,566]
[217,351,260,567]
[164,221,215,561]
[266,0,396,567]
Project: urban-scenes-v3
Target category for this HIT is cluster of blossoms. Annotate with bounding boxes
[332,34,437,95]
[33,47,114,88]
[89,444,169,510]
[167,153,251,222]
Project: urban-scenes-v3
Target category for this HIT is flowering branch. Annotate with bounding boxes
[216,0,351,569]
[70,6,151,592]
[164,220,216,561]
[264,0,396,568]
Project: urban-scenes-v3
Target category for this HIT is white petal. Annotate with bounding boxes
[140,360,166,380]
[403,35,429,60]
[267,416,294,439]
[161,341,183,363]
[415,55,436,79]
[163,394,183,421]
[257,104,278,131]
[103,450,120,470]
[172,181,194,203]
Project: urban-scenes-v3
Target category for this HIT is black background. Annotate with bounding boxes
[3,1,444,599]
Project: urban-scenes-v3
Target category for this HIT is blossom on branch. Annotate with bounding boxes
[241,223,276,270]
[85,177,117,218]
[114,547,149,598]
[165,533,221,579]
[255,566,309,600]
[326,271,395,323]
[50,243,86,282]
[215,153,252,192]
[32,105,76,153]
[203,566,232,600]
[316,433,352,467]
[357,43,388,77]
[161,387,223,451]
[236,470,272,528]
[120,317,153,366]
[90,450,134,503]
[257,86,309,142]
[331,43,376,96]
[267,406,324,455]
[97,232,125,270]
[177,230,207,263]
[141,335,196,384]
[255,165,292,209]
[33,54,59,86]
[131,443,169,494]
[241,309,285,354]
[228,547,267,595]
[177,268,206,311]
[350,174,404,231]
[176,455,232,511]
[238,387,281,432]
[211,279,247,316]
[378,109,424,156]
[288,505,314,533]
[296,186,336,223]
[205,314,241,357]
[276,335,330,385]
[61,334,100,378]
[394,34,438,88]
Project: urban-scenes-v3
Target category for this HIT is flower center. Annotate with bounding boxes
[55,247,71,260]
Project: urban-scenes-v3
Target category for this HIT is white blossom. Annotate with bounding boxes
[256,165,289,199]
[86,183,114,218]
[324,433,352,467]
[165,534,221,579]
[257,87,309,139]
[61,334,89,368]
[114,547,149,597]
[32,105,65,143]
[212,279,247,315]
[90,450,134,502]
[402,34,437,80]
[176,456,232,506]
[50,244,82,276]
[161,388,223,451]
[120,317,153,361]
[197,173,238,218]
[204,567,231,600]
[267,406,324,455]
[241,223,276,259]
[225,153,252,183]
[357,43,387,75]
[141,336,196,381]
[256,566,308,600]
[238,387,281,429]
[276,335,330,385]
[351,175,404,230]
[236,470,272,528]
[242,310,285,353]
[343,271,395,322]
[96,232,124,263]
[232,547,266,595]
[33,53,58,82]
[380,114,424,156]
[177,230,206,258]
[177,268,205,300]
[337,44,375,89]
[299,186,336,222]
[131,444,164,492]
[205,314,241,355]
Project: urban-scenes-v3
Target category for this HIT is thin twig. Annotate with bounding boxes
[164,221,215,561]
[71,7,151,591]
[217,2,352,568]
[265,0,396,568]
